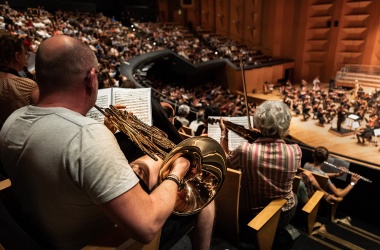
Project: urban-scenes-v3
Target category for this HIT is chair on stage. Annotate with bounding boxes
[214,168,288,249]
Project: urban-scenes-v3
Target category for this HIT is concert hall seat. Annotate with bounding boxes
[214,168,287,249]
[301,190,325,234]
[298,169,340,223]
[179,126,193,136]
[0,179,45,249]
[0,179,163,250]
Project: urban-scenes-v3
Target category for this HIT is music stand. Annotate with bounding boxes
[347,114,360,138]
[374,128,380,147]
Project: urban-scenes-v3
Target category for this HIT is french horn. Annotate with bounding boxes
[95,105,227,215]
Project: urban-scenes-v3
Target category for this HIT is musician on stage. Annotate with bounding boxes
[304,146,361,198]
[302,96,312,121]
[356,114,380,144]
[218,100,301,246]
[316,106,327,126]
[336,106,347,132]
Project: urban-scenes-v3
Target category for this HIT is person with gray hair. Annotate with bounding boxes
[219,100,301,246]
[176,104,190,126]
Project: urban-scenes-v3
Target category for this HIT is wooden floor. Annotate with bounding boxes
[246,88,380,170]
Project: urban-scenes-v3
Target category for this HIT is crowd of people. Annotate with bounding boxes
[0,2,371,250]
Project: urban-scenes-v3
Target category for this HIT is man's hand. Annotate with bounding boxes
[104,104,126,133]
[169,157,190,180]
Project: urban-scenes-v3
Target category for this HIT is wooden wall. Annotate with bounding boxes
[156,0,380,85]
[226,63,295,94]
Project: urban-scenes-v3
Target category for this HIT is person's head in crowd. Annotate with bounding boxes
[0,32,29,72]
[177,104,190,118]
[161,101,175,124]
[313,146,329,165]
[253,100,291,139]
[35,35,98,114]
[204,105,220,121]
[120,76,136,88]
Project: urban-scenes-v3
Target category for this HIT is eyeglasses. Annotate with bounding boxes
[25,52,30,60]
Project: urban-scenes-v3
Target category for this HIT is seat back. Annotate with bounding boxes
[215,168,288,249]
[248,199,287,250]
[292,175,301,194]
[0,179,45,249]
[298,168,329,190]
[179,126,193,136]
[214,168,242,247]
[179,131,192,140]
[301,190,325,234]
[299,168,339,222]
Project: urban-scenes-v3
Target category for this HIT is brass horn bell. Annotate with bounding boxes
[159,136,227,215]
[94,105,227,216]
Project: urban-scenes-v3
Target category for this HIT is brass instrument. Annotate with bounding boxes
[323,161,372,183]
[207,117,261,143]
[95,105,227,215]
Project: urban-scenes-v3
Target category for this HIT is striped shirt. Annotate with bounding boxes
[229,137,301,215]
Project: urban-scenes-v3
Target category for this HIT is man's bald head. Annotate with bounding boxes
[36,35,98,94]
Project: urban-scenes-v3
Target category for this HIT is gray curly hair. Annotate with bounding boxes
[253,100,292,138]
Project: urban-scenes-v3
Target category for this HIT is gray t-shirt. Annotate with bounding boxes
[304,162,332,186]
[0,106,139,249]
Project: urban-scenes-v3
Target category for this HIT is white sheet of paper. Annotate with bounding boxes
[208,116,254,150]
[86,88,152,125]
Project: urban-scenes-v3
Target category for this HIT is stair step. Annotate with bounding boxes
[312,222,380,250]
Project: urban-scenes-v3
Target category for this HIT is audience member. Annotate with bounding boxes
[0,35,213,250]
[219,100,301,245]
[189,109,204,136]
[303,146,360,198]
[194,105,220,136]
[0,31,39,126]
[176,104,190,126]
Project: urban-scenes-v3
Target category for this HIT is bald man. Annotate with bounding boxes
[0,35,217,249]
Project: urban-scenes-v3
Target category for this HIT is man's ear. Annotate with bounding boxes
[86,68,97,89]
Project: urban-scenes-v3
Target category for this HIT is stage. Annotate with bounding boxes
[243,87,380,169]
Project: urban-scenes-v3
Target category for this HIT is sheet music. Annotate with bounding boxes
[86,88,152,125]
[112,88,152,126]
[323,156,350,181]
[86,88,112,122]
[208,116,254,150]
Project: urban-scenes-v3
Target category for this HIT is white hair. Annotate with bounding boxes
[253,100,292,138]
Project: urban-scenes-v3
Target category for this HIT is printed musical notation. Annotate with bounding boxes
[208,116,254,150]
[86,87,152,126]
